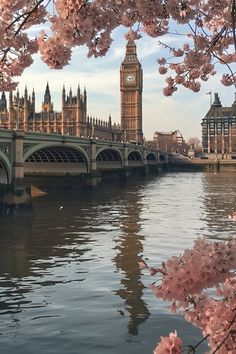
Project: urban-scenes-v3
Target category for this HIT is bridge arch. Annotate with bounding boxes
[24,144,89,175]
[159,153,167,162]
[146,152,157,164]
[127,150,143,167]
[0,152,11,184]
[96,147,123,170]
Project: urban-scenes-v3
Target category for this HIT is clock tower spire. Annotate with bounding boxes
[120,40,143,144]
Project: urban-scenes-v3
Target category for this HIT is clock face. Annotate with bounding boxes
[125,73,135,84]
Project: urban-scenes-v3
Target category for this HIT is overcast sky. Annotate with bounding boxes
[16,27,235,141]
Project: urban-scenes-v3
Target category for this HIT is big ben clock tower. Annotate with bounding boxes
[120,40,143,144]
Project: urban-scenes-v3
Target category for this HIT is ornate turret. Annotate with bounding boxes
[61,85,87,136]
[42,82,53,113]
[212,92,222,107]
[62,85,66,106]
[0,92,7,112]
[122,39,139,65]
[77,84,80,98]
[83,87,87,107]
[31,88,35,111]
[44,82,51,104]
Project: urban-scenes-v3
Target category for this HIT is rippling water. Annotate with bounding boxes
[0,172,236,354]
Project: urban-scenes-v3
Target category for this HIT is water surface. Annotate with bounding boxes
[0,172,235,354]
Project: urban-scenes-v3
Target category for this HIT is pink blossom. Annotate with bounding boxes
[153,331,183,354]
[175,75,185,84]
[221,74,236,87]
[157,58,166,65]
[182,43,190,51]
[0,0,235,93]
[141,237,236,354]
[163,85,176,96]
[38,32,71,69]
[158,66,168,74]
[173,49,183,57]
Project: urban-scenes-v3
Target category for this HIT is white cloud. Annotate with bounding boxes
[14,28,235,142]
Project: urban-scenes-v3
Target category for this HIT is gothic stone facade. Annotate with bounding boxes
[202,93,236,156]
[0,83,121,141]
[0,40,143,144]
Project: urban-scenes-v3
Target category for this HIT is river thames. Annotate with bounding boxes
[0,171,235,354]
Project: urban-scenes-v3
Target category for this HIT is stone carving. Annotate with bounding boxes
[0,143,10,158]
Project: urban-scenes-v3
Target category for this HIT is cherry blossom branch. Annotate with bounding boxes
[231,0,236,52]
[212,51,236,87]
[184,334,209,353]
[211,308,236,354]
[0,0,235,92]
[1,0,48,65]
[6,0,48,33]
[140,237,236,354]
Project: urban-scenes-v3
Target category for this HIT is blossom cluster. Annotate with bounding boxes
[0,0,235,93]
[139,237,236,354]
[153,331,183,354]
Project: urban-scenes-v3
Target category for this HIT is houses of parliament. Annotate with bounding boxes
[0,40,143,144]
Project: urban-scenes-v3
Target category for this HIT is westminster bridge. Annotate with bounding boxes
[0,129,167,213]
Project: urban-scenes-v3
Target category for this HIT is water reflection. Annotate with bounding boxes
[0,196,95,320]
[1,174,236,354]
[202,172,236,239]
[113,190,150,335]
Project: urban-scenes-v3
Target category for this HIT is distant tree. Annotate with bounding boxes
[0,0,235,94]
[187,137,201,150]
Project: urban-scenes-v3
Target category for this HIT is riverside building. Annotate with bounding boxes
[0,84,122,141]
[201,93,236,157]
[0,40,144,144]
[150,130,186,154]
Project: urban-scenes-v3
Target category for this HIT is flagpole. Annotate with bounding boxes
[206,91,212,106]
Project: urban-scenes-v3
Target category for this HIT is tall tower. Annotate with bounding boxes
[120,40,143,144]
[42,82,53,113]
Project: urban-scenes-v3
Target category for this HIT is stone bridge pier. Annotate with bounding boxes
[1,131,32,214]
